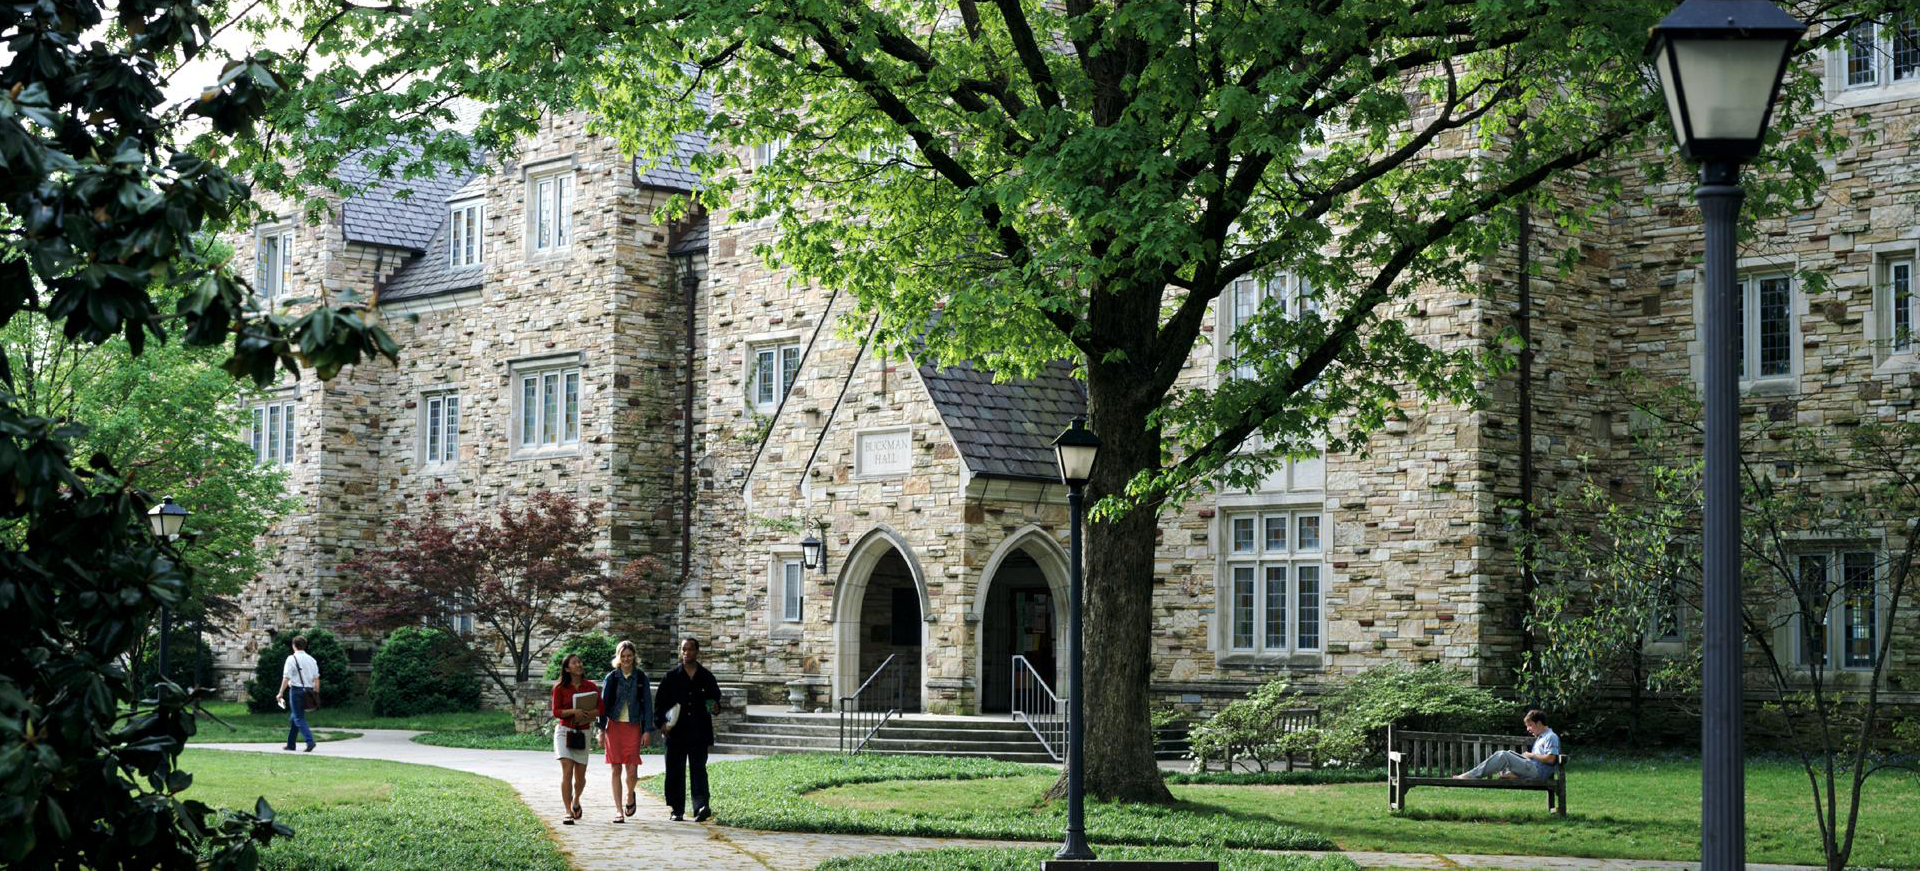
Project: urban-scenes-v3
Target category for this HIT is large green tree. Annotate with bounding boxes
[1,278,296,619]
[238,0,1887,800]
[0,0,399,864]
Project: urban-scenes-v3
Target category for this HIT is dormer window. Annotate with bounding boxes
[449,202,482,268]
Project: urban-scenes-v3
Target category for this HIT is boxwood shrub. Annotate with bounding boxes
[542,631,620,681]
[368,626,481,717]
[245,628,356,712]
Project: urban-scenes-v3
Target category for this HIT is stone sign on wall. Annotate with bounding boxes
[856,428,913,477]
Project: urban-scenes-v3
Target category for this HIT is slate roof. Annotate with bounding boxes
[635,87,712,192]
[635,130,708,191]
[381,209,484,303]
[918,358,1085,481]
[338,144,473,250]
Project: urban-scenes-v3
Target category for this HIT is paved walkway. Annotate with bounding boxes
[195,732,1826,871]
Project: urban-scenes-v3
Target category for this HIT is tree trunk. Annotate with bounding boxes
[1628,649,1644,737]
[1047,386,1175,804]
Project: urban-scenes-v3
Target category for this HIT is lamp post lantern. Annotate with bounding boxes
[800,528,826,574]
[1645,3,1802,869]
[1051,415,1100,861]
[146,496,191,690]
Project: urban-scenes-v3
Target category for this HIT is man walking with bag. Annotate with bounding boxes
[275,635,320,752]
[653,637,722,821]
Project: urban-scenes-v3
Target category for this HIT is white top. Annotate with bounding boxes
[283,650,319,688]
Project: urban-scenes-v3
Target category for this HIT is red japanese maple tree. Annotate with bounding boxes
[339,490,658,707]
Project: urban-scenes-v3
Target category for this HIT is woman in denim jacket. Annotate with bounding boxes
[598,640,654,823]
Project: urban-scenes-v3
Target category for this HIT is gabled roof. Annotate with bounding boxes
[338,144,474,250]
[918,358,1085,481]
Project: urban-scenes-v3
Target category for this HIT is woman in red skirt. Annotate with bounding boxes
[598,639,654,823]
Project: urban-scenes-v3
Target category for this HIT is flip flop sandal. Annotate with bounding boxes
[625,798,636,816]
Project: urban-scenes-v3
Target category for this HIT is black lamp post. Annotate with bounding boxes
[1645,4,1802,870]
[146,496,191,689]
[1050,416,1100,861]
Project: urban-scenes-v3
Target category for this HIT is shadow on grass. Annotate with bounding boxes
[664,754,1333,850]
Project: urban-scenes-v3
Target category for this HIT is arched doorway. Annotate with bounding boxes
[832,527,928,712]
[975,527,1069,714]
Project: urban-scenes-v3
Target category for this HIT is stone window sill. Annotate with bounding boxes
[1216,651,1327,668]
[509,445,582,461]
[1826,78,1920,111]
[1873,353,1919,375]
[1740,377,1798,397]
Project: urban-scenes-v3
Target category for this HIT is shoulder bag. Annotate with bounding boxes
[296,655,321,710]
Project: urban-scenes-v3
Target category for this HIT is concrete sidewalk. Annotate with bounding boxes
[194,732,1828,871]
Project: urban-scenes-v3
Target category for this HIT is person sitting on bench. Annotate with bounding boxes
[1454,710,1560,780]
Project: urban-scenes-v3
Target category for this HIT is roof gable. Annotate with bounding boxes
[917,359,1084,481]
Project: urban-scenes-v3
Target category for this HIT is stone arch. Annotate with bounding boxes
[973,525,1072,712]
[830,524,932,708]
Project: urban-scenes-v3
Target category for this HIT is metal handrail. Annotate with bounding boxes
[1010,655,1065,762]
[838,654,903,754]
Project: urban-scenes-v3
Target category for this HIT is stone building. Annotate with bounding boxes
[214,36,1919,718]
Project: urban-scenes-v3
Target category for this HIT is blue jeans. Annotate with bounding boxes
[286,687,315,749]
[1465,749,1548,779]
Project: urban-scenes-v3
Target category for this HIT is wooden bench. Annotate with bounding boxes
[1387,726,1566,815]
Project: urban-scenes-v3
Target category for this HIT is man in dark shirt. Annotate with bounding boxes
[653,636,723,821]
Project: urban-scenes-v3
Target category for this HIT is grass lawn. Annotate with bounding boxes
[179,749,568,871]
[412,725,667,752]
[190,699,666,752]
[806,756,1920,868]
[817,847,1359,871]
[642,753,1330,850]
[189,700,508,745]
[189,703,360,745]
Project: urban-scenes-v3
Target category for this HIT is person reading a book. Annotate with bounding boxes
[597,640,654,823]
[551,653,602,825]
[653,637,723,822]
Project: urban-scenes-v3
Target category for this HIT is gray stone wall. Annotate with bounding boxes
[212,112,690,693]
[221,66,1920,715]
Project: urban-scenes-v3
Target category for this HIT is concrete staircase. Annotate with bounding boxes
[713,707,1059,764]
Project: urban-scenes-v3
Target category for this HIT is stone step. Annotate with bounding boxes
[737,712,1034,731]
[713,742,1058,765]
[709,732,845,750]
[716,725,1047,752]
[874,725,1042,742]
[863,736,1053,755]
[714,735,1049,755]
[715,722,844,738]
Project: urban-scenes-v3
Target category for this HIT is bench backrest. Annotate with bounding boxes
[1390,727,1556,779]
